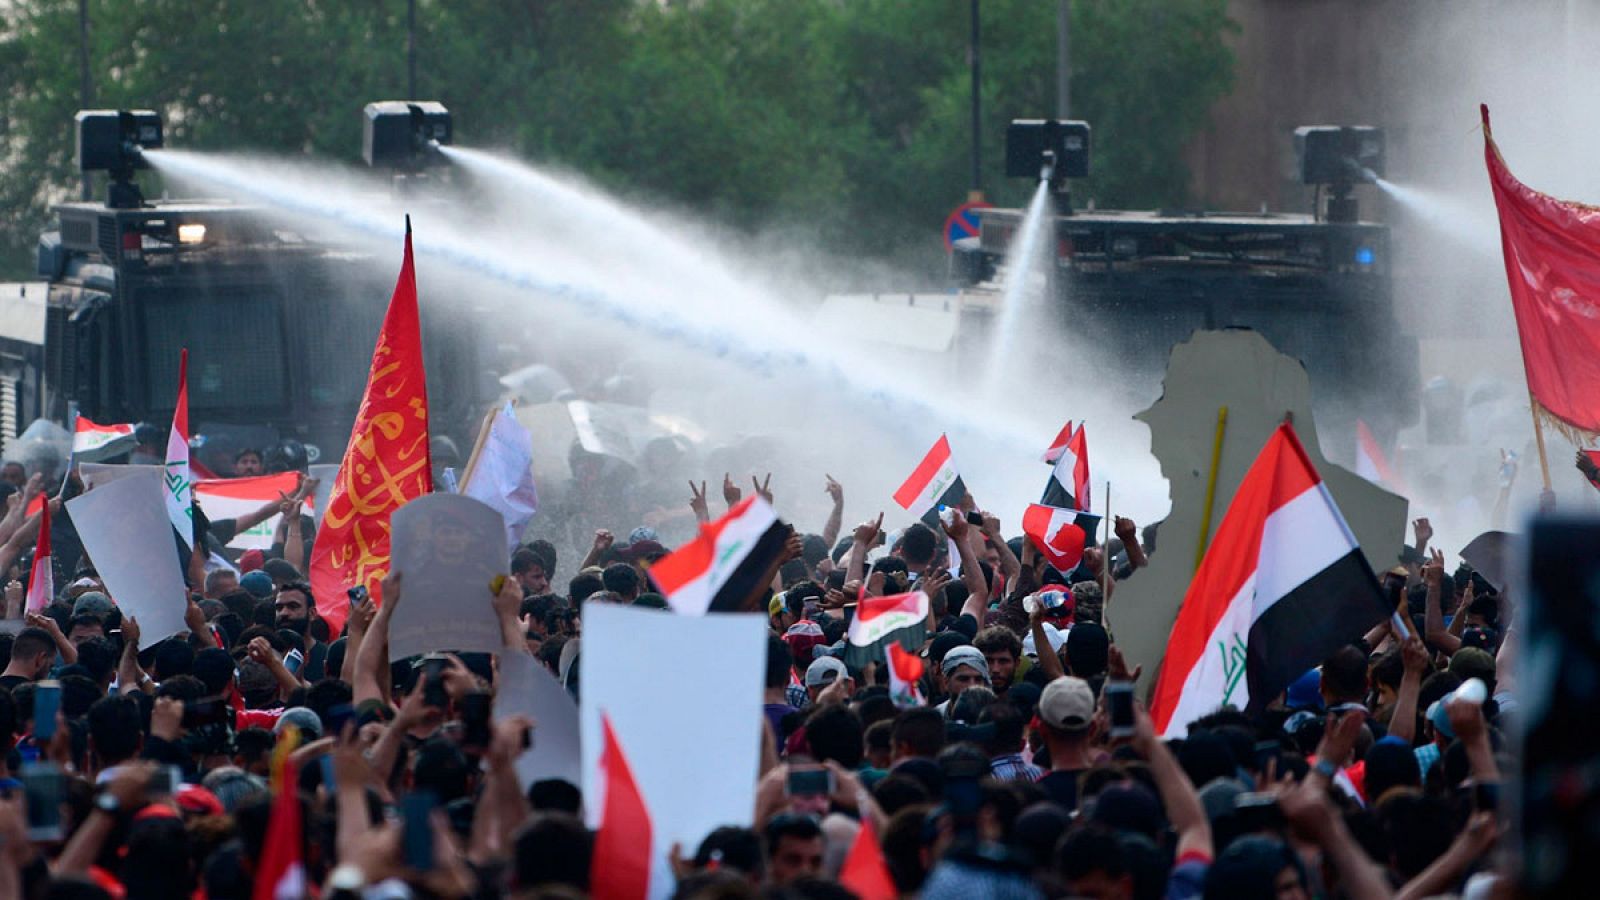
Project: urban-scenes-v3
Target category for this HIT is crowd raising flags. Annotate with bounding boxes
[309,218,433,635]
[1150,423,1392,738]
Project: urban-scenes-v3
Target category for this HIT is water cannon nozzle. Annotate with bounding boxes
[363,100,452,171]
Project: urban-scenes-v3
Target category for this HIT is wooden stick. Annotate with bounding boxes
[457,404,498,490]
[1101,481,1112,632]
[1530,391,1552,490]
[1195,406,1228,573]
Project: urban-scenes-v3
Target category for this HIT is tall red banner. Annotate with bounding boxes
[1484,104,1600,435]
[309,221,432,633]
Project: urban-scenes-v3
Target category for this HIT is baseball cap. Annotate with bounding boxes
[240,570,275,599]
[1038,676,1095,731]
[627,527,660,545]
[769,593,788,618]
[175,784,226,817]
[275,707,324,739]
[72,591,114,618]
[1285,668,1323,711]
[804,657,848,688]
[940,645,991,682]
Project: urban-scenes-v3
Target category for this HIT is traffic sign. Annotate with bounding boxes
[943,200,992,251]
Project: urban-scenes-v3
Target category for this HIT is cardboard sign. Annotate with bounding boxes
[497,650,581,790]
[66,469,189,646]
[387,493,508,661]
[580,604,765,853]
[1461,530,1515,592]
[1115,330,1408,696]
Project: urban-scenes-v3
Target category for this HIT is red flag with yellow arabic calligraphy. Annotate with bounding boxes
[309,218,432,634]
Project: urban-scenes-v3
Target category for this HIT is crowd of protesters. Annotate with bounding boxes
[0,433,1551,900]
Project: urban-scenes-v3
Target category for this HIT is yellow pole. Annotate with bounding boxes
[1530,391,1552,490]
[1194,406,1228,572]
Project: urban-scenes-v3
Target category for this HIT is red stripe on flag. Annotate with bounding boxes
[1043,421,1074,463]
[591,714,653,900]
[1150,423,1320,734]
[893,435,952,510]
[887,642,923,684]
[856,590,928,623]
[838,816,897,900]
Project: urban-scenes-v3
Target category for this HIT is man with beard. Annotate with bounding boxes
[273,581,328,682]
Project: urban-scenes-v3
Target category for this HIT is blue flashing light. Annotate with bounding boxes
[1354,246,1375,266]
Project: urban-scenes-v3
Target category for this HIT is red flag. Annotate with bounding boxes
[1042,420,1074,464]
[885,642,925,708]
[1149,424,1390,737]
[309,221,432,634]
[839,816,896,900]
[253,728,304,900]
[591,714,654,900]
[1022,504,1101,574]
[1483,105,1600,434]
[25,500,51,613]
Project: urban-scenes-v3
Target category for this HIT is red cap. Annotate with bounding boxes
[175,784,225,817]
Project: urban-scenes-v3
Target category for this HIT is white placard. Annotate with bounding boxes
[308,464,339,530]
[66,470,188,646]
[387,493,507,660]
[78,462,159,490]
[580,604,765,852]
[497,649,581,791]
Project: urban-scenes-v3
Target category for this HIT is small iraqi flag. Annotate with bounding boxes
[70,416,137,463]
[1022,503,1100,575]
[893,435,966,528]
[25,499,52,613]
[885,642,926,708]
[1150,423,1392,738]
[845,590,930,667]
[1042,420,1075,464]
[1354,419,1404,492]
[1041,424,1090,511]
[649,495,790,616]
[590,714,660,900]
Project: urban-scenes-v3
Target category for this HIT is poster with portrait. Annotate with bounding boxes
[387,493,507,661]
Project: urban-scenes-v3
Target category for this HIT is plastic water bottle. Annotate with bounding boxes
[1455,677,1488,705]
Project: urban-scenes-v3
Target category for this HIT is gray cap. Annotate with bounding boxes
[72,591,114,618]
[274,706,323,739]
[804,656,848,688]
[940,645,991,682]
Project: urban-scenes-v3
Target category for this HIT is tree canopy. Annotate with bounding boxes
[0,0,1235,278]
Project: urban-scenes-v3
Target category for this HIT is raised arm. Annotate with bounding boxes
[846,514,882,587]
[821,475,844,550]
[353,573,401,708]
[578,529,614,571]
[941,514,988,620]
[1422,549,1461,655]
[981,512,1021,584]
[1386,636,1429,744]
[1132,702,1211,861]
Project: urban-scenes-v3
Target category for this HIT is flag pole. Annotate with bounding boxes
[1194,406,1228,573]
[457,404,498,490]
[1101,481,1112,631]
[1530,391,1553,490]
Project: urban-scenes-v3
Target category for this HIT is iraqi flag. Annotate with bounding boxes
[844,590,929,666]
[649,495,789,616]
[590,714,667,900]
[1042,420,1075,464]
[839,816,897,900]
[1354,419,1404,491]
[885,642,926,708]
[1022,503,1101,575]
[1041,424,1090,511]
[71,417,136,464]
[893,435,966,528]
[193,473,306,551]
[1149,423,1392,738]
[163,349,196,550]
[25,499,52,613]
[253,725,305,900]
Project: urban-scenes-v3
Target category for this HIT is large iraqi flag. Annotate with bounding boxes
[649,495,789,616]
[1150,423,1392,738]
[893,435,965,528]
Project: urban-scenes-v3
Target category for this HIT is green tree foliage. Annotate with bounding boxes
[0,0,1234,277]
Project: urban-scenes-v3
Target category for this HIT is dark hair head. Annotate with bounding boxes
[1371,648,1404,691]
[972,626,1022,660]
[527,778,582,815]
[693,825,764,878]
[766,634,793,690]
[804,704,864,768]
[1376,792,1454,881]
[899,524,937,566]
[511,548,548,576]
[601,563,641,598]
[764,813,823,851]
[871,774,932,817]
[305,679,353,729]
[890,708,946,760]
[9,627,54,666]
[74,637,117,684]
[1058,825,1129,884]
[1204,835,1304,900]
[1320,645,1369,702]
[568,572,605,607]
[512,813,592,891]
[1065,623,1109,678]
[219,590,257,622]
[978,700,1028,755]
[152,639,196,681]
[122,815,194,897]
[1466,594,1499,626]
[87,695,142,766]
[234,727,275,764]
[1365,740,1422,803]
[59,674,101,719]
[413,736,472,803]
[192,647,236,696]
[261,559,302,587]
[526,539,558,576]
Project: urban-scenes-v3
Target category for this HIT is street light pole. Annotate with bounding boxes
[79,0,92,200]
[1057,0,1071,118]
[408,0,418,99]
[969,0,982,201]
